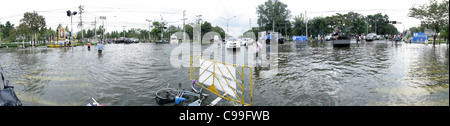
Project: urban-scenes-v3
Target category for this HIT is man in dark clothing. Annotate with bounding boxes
[333,27,341,40]
[265,32,271,44]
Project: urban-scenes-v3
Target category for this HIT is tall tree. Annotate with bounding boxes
[211,26,226,39]
[0,21,15,42]
[256,0,291,32]
[384,24,399,35]
[441,24,449,40]
[19,11,46,44]
[291,14,306,36]
[325,15,345,32]
[151,21,167,40]
[343,12,367,34]
[139,29,149,40]
[40,27,55,42]
[244,27,259,40]
[408,0,449,43]
[16,23,29,41]
[308,17,328,37]
[201,21,212,37]
[184,24,193,41]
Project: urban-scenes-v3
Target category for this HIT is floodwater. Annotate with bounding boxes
[0,41,448,106]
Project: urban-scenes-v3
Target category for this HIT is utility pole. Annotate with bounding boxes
[259,14,261,31]
[272,9,275,32]
[366,16,368,34]
[79,5,84,42]
[196,15,202,24]
[91,17,97,42]
[71,15,73,42]
[67,10,77,44]
[182,10,187,42]
[272,18,275,32]
[305,10,308,39]
[160,14,164,41]
[375,17,378,34]
[219,16,236,39]
[100,16,106,42]
[146,19,153,42]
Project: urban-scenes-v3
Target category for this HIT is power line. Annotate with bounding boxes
[85,5,183,13]
[35,7,74,13]
[87,10,180,15]
[0,14,23,20]
[1,7,74,19]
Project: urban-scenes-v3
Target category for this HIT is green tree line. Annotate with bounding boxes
[249,0,400,39]
[1,12,226,44]
[248,0,448,41]
[408,0,448,43]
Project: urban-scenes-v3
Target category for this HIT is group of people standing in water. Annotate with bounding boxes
[85,41,103,54]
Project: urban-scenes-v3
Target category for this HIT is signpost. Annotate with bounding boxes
[424,29,436,44]
[424,29,436,36]
[413,32,428,43]
[292,36,307,41]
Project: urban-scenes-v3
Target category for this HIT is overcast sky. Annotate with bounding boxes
[0,0,430,37]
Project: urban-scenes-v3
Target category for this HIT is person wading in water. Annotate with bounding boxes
[97,42,103,54]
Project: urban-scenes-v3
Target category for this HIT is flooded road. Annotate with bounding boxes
[0,41,448,106]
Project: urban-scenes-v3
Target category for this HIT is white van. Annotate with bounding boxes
[170,35,178,44]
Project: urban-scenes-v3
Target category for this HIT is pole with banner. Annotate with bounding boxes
[413,32,428,44]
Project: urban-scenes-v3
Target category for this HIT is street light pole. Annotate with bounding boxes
[196,15,202,24]
[219,16,236,39]
[305,10,308,39]
[71,15,73,42]
[99,16,106,43]
[374,16,381,34]
[160,14,164,41]
[79,5,84,42]
[272,10,276,32]
[375,18,377,34]
[146,19,153,42]
[259,14,261,32]
[366,16,368,34]
[67,10,77,44]
[182,10,187,42]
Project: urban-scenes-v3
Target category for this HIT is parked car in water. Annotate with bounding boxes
[130,38,139,43]
[376,35,383,40]
[325,34,333,41]
[225,38,240,49]
[170,35,178,44]
[240,38,254,46]
[366,33,377,41]
[116,37,139,43]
